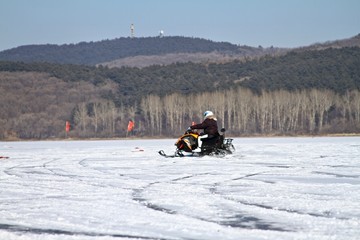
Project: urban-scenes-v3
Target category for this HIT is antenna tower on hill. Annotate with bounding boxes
[130,24,135,38]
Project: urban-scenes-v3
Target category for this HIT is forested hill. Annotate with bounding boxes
[1,46,360,139]
[0,36,272,65]
[234,47,360,94]
[1,34,359,68]
[1,46,359,100]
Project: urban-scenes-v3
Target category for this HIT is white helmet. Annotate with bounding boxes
[203,110,214,119]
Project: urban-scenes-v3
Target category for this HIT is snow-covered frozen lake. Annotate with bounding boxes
[0,137,359,240]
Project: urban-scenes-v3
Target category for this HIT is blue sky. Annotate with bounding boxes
[0,0,359,51]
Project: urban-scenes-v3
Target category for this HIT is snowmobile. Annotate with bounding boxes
[158,128,235,158]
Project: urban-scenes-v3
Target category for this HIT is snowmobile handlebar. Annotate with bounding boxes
[185,128,196,134]
[185,128,226,135]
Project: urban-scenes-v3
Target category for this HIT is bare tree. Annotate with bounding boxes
[351,90,360,126]
[74,103,89,133]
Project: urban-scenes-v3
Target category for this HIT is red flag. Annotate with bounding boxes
[127,120,134,132]
[65,121,71,132]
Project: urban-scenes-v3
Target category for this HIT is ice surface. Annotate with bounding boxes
[0,137,359,240]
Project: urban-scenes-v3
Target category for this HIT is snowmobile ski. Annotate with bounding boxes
[158,150,184,158]
[158,150,200,158]
[158,150,175,158]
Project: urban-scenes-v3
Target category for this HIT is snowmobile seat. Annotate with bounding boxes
[201,134,221,153]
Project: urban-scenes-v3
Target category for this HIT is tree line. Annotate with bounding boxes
[68,87,360,138]
[134,88,360,136]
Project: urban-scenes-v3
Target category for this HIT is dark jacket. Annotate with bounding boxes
[190,118,219,136]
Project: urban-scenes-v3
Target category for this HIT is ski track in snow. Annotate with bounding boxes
[0,137,359,240]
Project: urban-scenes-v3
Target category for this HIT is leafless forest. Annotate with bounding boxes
[72,88,360,138]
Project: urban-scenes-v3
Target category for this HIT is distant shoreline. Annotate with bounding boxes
[1,133,360,142]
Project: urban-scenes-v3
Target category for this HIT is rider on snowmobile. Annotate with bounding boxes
[189,111,220,151]
[159,110,234,157]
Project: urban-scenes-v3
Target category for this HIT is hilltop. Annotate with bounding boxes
[0,36,285,66]
[295,33,360,51]
[1,34,359,68]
